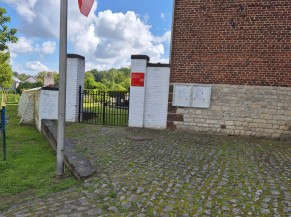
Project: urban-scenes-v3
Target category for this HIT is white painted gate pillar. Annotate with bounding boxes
[128,55,149,127]
[129,55,170,129]
[66,54,85,122]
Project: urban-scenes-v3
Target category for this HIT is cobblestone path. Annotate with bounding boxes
[1,125,291,216]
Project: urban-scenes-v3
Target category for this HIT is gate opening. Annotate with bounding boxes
[78,86,129,126]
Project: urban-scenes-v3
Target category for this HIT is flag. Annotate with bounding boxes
[78,0,94,17]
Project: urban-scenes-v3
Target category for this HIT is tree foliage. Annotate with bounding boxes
[0,51,13,89]
[0,7,18,105]
[85,67,130,91]
[16,81,43,94]
[0,7,18,51]
[13,72,30,81]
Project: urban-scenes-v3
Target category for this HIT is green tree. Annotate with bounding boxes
[13,72,29,81]
[0,7,18,105]
[85,67,130,91]
[84,72,96,89]
[0,51,13,89]
[16,81,43,94]
[0,51,13,105]
[0,7,18,51]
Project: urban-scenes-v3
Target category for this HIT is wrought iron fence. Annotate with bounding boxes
[78,87,129,126]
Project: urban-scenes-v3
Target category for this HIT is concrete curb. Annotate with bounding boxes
[41,119,96,179]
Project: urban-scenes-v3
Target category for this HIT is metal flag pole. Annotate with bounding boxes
[57,0,68,177]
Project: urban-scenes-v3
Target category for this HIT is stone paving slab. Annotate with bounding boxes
[1,124,291,216]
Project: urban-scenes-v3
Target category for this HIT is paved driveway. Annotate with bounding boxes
[2,125,291,216]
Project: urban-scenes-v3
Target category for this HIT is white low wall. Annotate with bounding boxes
[18,88,41,125]
[144,65,170,129]
[18,54,85,131]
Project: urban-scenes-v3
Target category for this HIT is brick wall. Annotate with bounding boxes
[170,0,291,87]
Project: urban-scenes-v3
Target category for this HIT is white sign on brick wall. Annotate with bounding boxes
[172,84,192,107]
[173,84,212,108]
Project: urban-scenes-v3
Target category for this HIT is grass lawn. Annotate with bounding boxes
[0,104,79,211]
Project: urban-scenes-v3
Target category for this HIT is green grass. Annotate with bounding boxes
[0,104,79,211]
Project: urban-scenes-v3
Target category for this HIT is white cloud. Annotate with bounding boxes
[4,0,170,72]
[72,24,100,54]
[85,10,168,69]
[9,37,56,57]
[9,37,34,55]
[5,0,61,38]
[40,41,56,55]
[161,13,165,20]
[2,0,37,22]
[153,31,171,44]
[25,61,49,72]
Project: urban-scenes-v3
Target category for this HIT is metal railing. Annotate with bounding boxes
[78,87,129,126]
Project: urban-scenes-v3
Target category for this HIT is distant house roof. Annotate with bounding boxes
[22,76,38,83]
[13,76,21,83]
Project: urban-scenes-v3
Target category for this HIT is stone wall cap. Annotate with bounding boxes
[22,87,42,93]
[41,86,59,91]
[131,55,150,61]
[67,54,85,60]
[147,63,170,68]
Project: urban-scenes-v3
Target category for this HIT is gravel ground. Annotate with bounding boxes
[1,124,291,216]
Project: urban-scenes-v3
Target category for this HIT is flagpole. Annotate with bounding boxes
[57,0,68,177]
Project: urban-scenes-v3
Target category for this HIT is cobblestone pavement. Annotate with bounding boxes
[1,125,291,216]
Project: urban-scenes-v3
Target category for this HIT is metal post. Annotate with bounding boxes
[103,92,106,125]
[78,86,82,123]
[57,0,68,177]
[1,106,6,160]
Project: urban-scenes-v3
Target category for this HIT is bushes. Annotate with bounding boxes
[16,81,42,94]
[0,91,20,104]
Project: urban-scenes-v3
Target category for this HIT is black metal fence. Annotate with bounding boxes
[78,87,129,126]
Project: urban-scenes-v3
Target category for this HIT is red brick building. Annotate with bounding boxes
[168,0,291,139]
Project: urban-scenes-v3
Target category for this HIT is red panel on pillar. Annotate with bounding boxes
[131,72,145,87]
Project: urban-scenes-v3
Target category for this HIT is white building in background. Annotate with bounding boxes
[22,76,38,83]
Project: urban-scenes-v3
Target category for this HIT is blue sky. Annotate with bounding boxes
[1,0,173,75]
